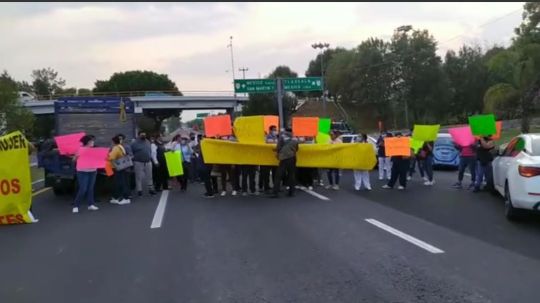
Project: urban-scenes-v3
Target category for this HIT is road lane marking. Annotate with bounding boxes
[299,187,330,201]
[365,218,444,254]
[32,187,50,196]
[150,190,169,229]
[32,179,44,185]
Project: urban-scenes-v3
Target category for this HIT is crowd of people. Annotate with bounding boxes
[68,125,496,213]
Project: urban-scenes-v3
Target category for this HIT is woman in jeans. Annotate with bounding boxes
[419,141,435,186]
[73,135,99,214]
[109,135,131,205]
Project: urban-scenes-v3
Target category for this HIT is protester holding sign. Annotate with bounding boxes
[452,143,476,190]
[376,132,392,180]
[419,141,435,186]
[72,135,100,213]
[109,135,131,205]
[383,133,412,190]
[473,135,495,193]
[260,125,278,194]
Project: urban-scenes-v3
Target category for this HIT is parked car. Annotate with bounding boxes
[432,133,460,169]
[492,134,540,220]
[18,91,36,103]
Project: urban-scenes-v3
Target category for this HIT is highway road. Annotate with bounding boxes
[1,170,539,303]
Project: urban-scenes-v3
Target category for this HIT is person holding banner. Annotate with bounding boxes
[419,141,435,186]
[271,128,299,198]
[260,125,278,194]
[72,135,99,213]
[109,135,131,205]
[353,134,372,191]
[131,131,156,197]
[326,131,342,190]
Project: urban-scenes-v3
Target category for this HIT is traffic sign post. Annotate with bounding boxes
[282,77,323,92]
[234,79,276,93]
[233,76,323,131]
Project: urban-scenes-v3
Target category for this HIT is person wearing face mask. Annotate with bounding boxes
[260,125,278,194]
[131,131,156,197]
[72,135,99,214]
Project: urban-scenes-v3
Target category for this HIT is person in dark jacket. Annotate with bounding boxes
[473,135,495,193]
[382,132,411,190]
[153,135,169,191]
[271,129,299,198]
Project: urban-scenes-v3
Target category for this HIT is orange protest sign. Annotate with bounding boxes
[292,117,319,137]
[263,116,279,134]
[203,115,232,138]
[474,121,502,141]
[105,161,114,176]
[384,137,411,157]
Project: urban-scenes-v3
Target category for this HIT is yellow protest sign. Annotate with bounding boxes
[0,131,33,224]
[233,116,265,144]
[411,138,424,153]
[201,139,377,170]
[412,124,440,142]
[164,150,184,177]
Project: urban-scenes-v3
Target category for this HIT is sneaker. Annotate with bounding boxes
[379,177,383,181]
[451,182,462,189]
[382,185,392,189]
[308,186,313,191]
[220,191,227,197]
[398,186,405,190]
[149,190,157,196]
[325,185,332,189]
[354,186,360,191]
[137,191,142,197]
[424,181,433,186]
[366,186,372,191]
[232,190,238,196]
[332,185,340,190]
[72,207,79,214]
[203,193,215,199]
[294,185,300,189]
[88,205,99,211]
[242,192,248,196]
[407,176,412,181]
[118,199,131,205]
[423,176,428,182]
[467,183,475,190]
[319,181,324,186]
[253,191,260,196]
[110,198,120,204]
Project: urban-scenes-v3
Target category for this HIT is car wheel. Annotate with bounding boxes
[504,181,519,221]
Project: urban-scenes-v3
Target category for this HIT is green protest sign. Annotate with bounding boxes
[468,114,496,136]
[318,118,331,134]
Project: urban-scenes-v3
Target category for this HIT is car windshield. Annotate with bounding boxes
[531,138,540,156]
[435,137,453,145]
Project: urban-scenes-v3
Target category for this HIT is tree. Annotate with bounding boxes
[31,67,66,97]
[58,87,77,96]
[0,74,34,136]
[443,45,490,122]
[77,88,92,96]
[93,70,180,94]
[390,26,449,126]
[514,2,540,46]
[242,65,299,124]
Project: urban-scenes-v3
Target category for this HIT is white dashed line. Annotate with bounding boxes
[299,187,330,201]
[365,218,444,254]
[150,190,169,229]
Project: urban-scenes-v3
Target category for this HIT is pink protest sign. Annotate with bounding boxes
[448,126,475,147]
[55,132,85,155]
[76,147,109,170]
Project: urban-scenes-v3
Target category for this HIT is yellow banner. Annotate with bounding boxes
[0,131,33,224]
[233,116,265,144]
[201,139,376,170]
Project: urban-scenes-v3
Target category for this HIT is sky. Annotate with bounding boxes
[0,2,525,120]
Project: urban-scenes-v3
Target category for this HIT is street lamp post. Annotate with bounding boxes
[311,42,330,117]
[227,36,236,97]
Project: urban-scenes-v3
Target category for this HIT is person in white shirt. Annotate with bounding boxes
[353,133,372,191]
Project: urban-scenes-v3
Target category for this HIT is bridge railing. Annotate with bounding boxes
[35,90,236,100]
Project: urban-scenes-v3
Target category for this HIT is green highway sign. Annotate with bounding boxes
[283,77,323,92]
[234,79,276,93]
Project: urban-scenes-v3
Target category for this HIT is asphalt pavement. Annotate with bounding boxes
[1,169,540,303]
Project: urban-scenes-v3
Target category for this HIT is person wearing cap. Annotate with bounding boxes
[271,128,299,198]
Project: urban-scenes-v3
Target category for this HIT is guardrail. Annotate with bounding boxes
[34,90,237,100]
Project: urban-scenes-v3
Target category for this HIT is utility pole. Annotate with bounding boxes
[227,36,236,97]
[311,42,330,117]
[238,67,249,79]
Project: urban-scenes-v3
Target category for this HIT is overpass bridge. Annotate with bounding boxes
[23,95,249,115]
